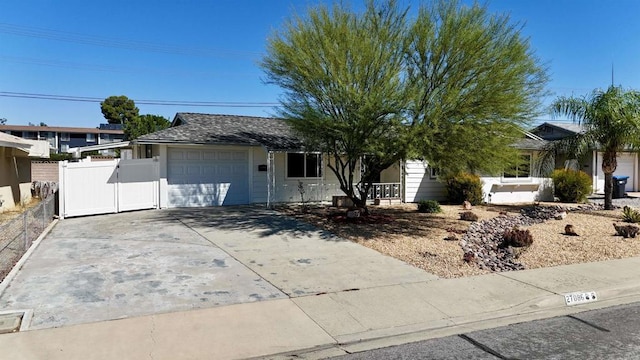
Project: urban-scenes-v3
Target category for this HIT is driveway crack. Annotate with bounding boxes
[149,315,157,360]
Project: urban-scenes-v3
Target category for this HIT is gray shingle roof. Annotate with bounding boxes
[513,138,548,150]
[534,122,585,134]
[136,113,304,151]
[546,122,584,134]
[509,131,548,150]
[139,112,546,152]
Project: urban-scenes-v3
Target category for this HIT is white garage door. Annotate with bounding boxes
[596,152,636,192]
[167,147,249,207]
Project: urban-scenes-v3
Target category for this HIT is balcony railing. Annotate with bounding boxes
[367,182,401,199]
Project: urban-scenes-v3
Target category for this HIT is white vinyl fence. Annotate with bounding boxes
[59,158,159,218]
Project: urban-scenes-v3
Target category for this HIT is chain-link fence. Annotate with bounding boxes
[0,193,57,282]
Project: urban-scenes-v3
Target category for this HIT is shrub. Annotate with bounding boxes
[417,200,442,213]
[622,206,640,223]
[459,211,478,222]
[550,169,592,203]
[502,227,533,247]
[444,173,484,205]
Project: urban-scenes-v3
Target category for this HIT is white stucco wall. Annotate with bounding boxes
[482,177,553,204]
[155,143,558,206]
[0,147,33,210]
[268,151,350,203]
[404,152,554,205]
[156,145,354,206]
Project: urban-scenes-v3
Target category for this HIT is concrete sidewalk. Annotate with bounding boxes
[2,256,640,360]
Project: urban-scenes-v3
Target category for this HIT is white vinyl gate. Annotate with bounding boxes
[59,158,159,218]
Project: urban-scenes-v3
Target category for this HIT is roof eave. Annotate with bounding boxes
[134,139,261,147]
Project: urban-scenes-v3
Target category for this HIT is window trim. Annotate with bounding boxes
[502,154,532,182]
[285,152,323,179]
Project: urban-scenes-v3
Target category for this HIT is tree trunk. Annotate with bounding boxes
[604,171,613,210]
[602,151,617,211]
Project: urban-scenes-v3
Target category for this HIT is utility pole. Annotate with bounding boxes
[611,63,614,86]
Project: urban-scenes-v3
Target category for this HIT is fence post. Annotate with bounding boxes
[43,198,47,228]
[23,212,28,251]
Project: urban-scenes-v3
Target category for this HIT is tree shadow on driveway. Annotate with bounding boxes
[156,206,341,241]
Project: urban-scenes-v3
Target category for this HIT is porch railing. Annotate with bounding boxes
[367,182,401,199]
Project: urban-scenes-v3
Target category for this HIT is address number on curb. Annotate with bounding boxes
[564,291,597,306]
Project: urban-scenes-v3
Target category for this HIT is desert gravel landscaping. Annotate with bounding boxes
[278,201,640,278]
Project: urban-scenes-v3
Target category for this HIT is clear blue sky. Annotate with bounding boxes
[1,0,639,128]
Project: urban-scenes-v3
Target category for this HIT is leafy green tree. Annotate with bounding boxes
[542,86,640,210]
[405,0,548,176]
[262,0,548,210]
[0,118,6,125]
[100,95,139,125]
[262,0,410,210]
[124,114,171,140]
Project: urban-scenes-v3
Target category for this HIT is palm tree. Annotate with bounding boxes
[544,86,640,210]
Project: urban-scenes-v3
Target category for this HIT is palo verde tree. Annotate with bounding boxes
[124,114,171,140]
[405,1,548,176]
[262,1,410,210]
[262,0,548,210]
[100,95,139,125]
[542,86,640,210]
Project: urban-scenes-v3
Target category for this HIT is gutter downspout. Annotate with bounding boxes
[13,155,20,205]
[266,148,275,209]
[266,149,271,209]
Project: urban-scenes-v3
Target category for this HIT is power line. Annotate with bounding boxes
[0,22,262,59]
[0,91,280,108]
[0,55,259,78]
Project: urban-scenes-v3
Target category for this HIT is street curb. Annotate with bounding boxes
[0,219,59,298]
[260,287,640,359]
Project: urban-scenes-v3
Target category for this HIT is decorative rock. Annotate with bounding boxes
[463,252,475,263]
[564,224,579,236]
[613,223,640,238]
[463,201,472,210]
[554,211,567,220]
[460,204,600,272]
[444,234,458,241]
[346,209,361,218]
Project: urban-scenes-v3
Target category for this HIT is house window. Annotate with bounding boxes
[86,133,96,142]
[22,131,37,139]
[504,154,531,180]
[60,144,69,152]
[287,153,322,178]
[60,133,70,141]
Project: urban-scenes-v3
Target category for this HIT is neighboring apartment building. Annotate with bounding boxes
[0,123,124,155]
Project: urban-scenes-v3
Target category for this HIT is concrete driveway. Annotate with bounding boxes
[173,207,436,296]
[0,206,436,330]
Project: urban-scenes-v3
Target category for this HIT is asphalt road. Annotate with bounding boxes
[331,302,640,359]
